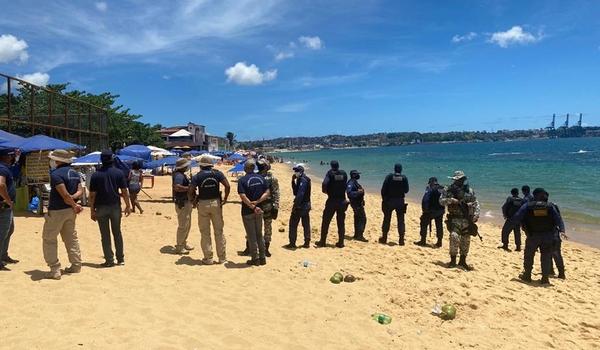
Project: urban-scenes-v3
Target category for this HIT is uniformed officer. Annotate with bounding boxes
[42,150,84,280]
[0,148,17,271]
[521,185,534,203]
[415,177,445,247]
[257,159,280,257]
[346,170,367,242]
[439,170,480,270]
[189,155,230,265]
[511,188,564,285]
[379,163,409,245]
[172,158,194,255]
[285,165,312,249]
[550,200,567,279]
[317,160,348,248]
[499,188,523,251]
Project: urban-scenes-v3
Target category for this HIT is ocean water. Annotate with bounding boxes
[277,137,600,244]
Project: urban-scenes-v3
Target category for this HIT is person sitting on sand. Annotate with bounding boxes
[42,150,84,280]
[238,160,270,266]
[89,150,131,268]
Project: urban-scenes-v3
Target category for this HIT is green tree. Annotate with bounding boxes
[226,131,236,147]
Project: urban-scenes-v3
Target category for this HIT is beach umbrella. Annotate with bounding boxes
[118,144,152,161]
[72,152,143,166]
[147,145,174,157]
[0,134,84,153]
[228,153,246,161]
[144,156,197,169]
[0,130,24,144]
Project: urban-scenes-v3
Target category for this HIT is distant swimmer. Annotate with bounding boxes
[346,170,368,242]
[317,160,348,248]
[439,170,480,271]
[414,177,444,248]
[510,188,564,285]
[499,188,523,252]
[285,165,312,249]
[379,163,409,246]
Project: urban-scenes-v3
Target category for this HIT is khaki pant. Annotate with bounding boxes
[197,199,226,262]
[42,208,81,270]
[175,202,193,249]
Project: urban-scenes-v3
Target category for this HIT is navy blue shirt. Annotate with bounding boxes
[90,165,127,206]
[292,175,311,210]
[237,173,268,215]
[191,169,226,200]
[0,162,16,203]
[511,201,565,233]
[346,178,364,206]
[172,171,190,202]
[49,165,81,210]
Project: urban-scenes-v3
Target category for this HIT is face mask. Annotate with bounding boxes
[49,160,57,170]
[294,171,302,177]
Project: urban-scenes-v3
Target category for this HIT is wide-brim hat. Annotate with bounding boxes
[198,155,214,167]
[49,149,74,164]
[175,158,191,170]
[449,170,466,181]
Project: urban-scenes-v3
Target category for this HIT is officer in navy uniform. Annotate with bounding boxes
[379,163,409,245]
[316,160,348,248]
[414,177,445,248]
[499,188,523,251]
[285,165,312,249]
[521,185,534,203]
[346,170,368,242]
[511,188,564,285]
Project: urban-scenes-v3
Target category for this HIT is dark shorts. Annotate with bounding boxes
[129,183,141,194]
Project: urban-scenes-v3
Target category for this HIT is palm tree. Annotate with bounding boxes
[226,132,235,148]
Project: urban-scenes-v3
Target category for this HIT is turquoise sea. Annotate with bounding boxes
[277,137,600,247]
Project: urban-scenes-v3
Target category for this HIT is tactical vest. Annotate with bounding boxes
[195,170,220,200]
[387,173,407,198]
[523,201,555,234]
[446,184,471,217]
[507,197,523,217]
[298,176,311,205]
[327,170,346,198]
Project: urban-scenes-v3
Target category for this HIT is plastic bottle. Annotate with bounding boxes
[371,313,392,325]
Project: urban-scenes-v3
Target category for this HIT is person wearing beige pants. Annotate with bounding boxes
[43,149,84,280]
[197,199,226,264]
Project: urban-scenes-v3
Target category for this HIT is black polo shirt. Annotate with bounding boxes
[90,165,127,206]
[237,173,267,215]
[49,165,81,210]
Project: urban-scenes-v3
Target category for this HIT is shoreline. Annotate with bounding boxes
[291,162,600,249]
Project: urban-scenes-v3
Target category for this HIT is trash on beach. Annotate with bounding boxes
[440,304,457,320]
[330,272,343,284]
[344,274,357,283]
[371,313,392,325]
[431,304,442,316]
[301,260,316,268]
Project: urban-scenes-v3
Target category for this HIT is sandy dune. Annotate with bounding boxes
[1,163,599,349]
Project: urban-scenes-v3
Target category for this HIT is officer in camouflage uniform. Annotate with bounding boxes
[439,170,480,270]
[257,158,280,257]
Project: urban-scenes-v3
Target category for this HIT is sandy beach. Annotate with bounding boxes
[1,162,599,350]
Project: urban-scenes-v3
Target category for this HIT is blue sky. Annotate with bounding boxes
[1,0,599,140]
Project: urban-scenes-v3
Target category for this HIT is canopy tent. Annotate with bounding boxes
[227,160,256,174]
[192,153,221,162]
[169,129,193,137]
[144,156,198,169]
[147,145,174,157]
[0,130,25,144]
[72,152,143,166]
[118,144,151,161]
[228,153,246,161]
[0,134,84,153]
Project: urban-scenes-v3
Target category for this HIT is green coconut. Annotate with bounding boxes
[330,272,343,284]
[440,304,457,320]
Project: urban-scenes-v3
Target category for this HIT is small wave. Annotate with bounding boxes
[570,149,592,154]
[488,152,523,156]
[484,211,494,218]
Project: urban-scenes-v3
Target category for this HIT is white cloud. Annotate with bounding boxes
[298,36,323,50]
[0,34,29,64]
[162,75,171,80]
[275,51,294,61]
[17,72,50,87]
[225,62,277,85]
[276,102,307,113]
[95,2,108,12]
[452,32,478,43]
[488,26,541,48]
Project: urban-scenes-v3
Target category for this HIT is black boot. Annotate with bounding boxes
[246,259,259,266]
[259,257,267,266]
[497,244,511,251]
[435,238,442,248]
[458,255,472,271]
[519,271,532,282]
[378,233,388,245]
[335,241,345,248]
[557,271,566,279]
[515,245,521,252]
[315,240,326,248]
[265,242,272,257]
[354,235,368,242]
[448,255,457,268]
[540,276,550,285]
[399,235,405,246]
[238,241,250,256]
[414,237,427,247]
